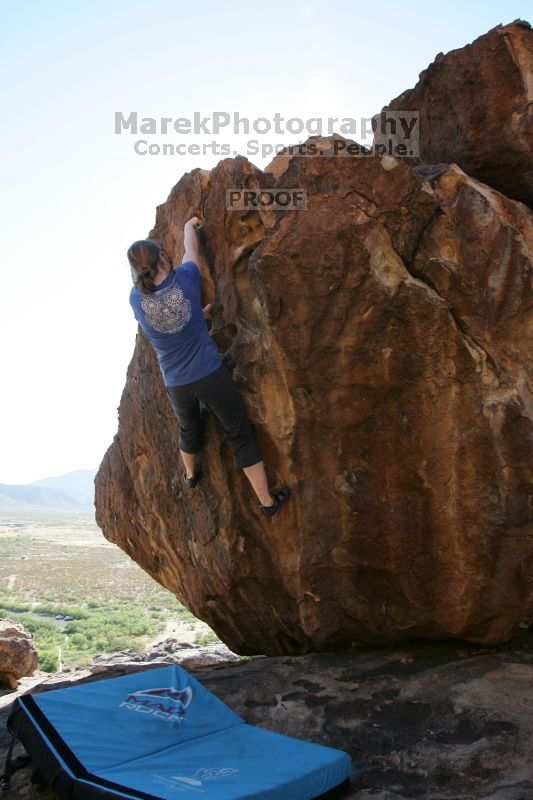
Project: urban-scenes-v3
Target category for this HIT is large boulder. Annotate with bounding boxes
[378,20,533,207]
[0,619,38,689]
[95,135,533,655]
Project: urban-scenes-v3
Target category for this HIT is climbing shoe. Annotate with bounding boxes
[184,471,200,489]
[259,486,291,517]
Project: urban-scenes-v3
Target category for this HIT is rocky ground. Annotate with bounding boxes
[1,630,532,799]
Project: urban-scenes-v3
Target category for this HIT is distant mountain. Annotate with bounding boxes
[31,468,97,509]
[0,468,97,512]
[0,484,85,511]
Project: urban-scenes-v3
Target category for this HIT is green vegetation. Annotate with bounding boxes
[194,630,219,646]
[0,596,164,669]
[0,511,222,671]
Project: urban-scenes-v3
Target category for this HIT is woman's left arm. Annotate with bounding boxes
[182,216,202,264]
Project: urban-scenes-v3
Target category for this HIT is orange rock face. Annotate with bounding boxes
[379,20,533,207]
[95,137,533,656]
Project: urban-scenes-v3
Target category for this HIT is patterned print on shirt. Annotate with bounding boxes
[140,279,192,334]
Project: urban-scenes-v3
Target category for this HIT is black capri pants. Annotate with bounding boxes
[165,361,263,470]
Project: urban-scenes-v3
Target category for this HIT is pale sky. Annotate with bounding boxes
[1,0,529,484]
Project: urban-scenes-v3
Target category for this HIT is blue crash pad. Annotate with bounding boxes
[7,663,352,799]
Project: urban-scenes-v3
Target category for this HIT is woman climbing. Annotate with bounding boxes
[127,216,291,517]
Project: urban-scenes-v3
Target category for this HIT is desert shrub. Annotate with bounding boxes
[194,631,219,646]
[39,648,60,672]
[37,603,90,619]
[0,599,32,613]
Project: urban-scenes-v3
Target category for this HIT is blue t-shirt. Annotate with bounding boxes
[129,261,222,387]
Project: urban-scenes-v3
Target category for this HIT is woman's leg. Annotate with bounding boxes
[180,449,197,480]
[165,385,204,478]
[242,460,275,507]
[198,364,275,505]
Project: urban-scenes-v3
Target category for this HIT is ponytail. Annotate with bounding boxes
[127,239,164,295]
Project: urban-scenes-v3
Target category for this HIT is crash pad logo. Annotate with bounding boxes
[150,767,239,793]
[119,686,192,723]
